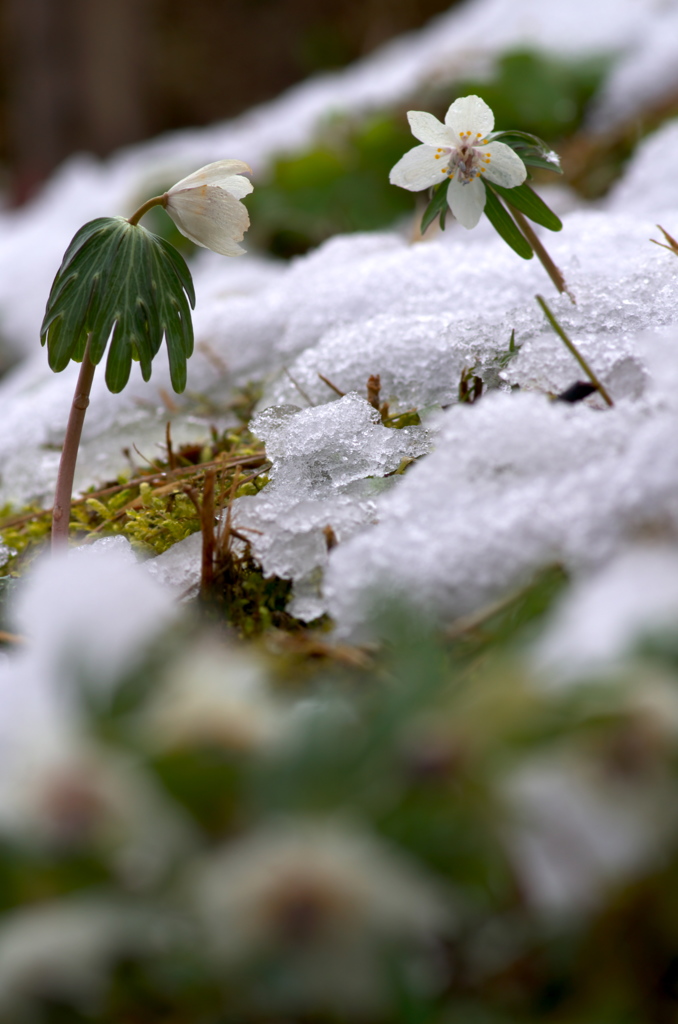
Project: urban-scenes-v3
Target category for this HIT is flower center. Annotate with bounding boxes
[435,132,492,184]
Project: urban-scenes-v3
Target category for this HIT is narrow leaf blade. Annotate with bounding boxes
[490,182,562,232]
[483,186,533,260]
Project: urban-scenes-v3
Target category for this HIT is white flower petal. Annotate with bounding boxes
[447,177,486,229]
[444,95,494,140]
[482,142,527,189]
[165,185,249,256]
[407,111,454,148]
[169,160,252,195]
[389,145,444,192]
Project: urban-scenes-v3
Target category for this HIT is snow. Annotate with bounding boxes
[534,544,678,684]
[2,0,678,974]
[0,0,672,369]
[234,394,430,620]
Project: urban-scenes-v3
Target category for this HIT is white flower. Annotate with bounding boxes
[164,159,253,256]
[389,95,527,229]
[145,644,290,753]
[189,818,451,1013]
[0,899,155,1010]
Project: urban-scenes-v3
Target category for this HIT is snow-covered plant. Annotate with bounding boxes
[390,95,568,293]
[40,160,253,547]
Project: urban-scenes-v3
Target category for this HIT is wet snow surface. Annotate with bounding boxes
[1,0,678,646]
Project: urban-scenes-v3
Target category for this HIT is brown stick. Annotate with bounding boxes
[200,469,216,598]
[51,340,97,548]
[510,207,574,303]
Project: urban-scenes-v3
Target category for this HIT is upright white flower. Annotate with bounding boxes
[390,95,527,229]
[164,159,253,256]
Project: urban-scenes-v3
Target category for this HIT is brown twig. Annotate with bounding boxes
[0,454,269,532]
[536,294,614,407]
[200,470,216,598]
[651,225,678,255]
[165,421,177,471]
[510,207,575,303]
[52,340,97,548]
[317,372,345,397]
[0,629,26,645]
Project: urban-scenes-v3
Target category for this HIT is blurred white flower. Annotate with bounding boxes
[145,644,289,752]
[189,818,451,1013]
[0,728,194,883]
[504,751,677,913]
[164,159,253,256]
[11,540,178,700]
[0,899,153,1011]
[389,95,526,228]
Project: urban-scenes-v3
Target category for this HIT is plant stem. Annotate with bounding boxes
[51,339,97,547]
[511,207,574,303]
[536,294,614,407]
[127,193,166,226]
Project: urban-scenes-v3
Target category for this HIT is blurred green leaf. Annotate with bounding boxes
[247,113,415,257]
[456,50,611,141]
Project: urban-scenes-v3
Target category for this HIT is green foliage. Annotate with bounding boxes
[490,129,563,174]
[455,49,611,142]
[246,113,415,257]
[489,181,563,231]
[420,178,450,235]
[40,216,195,393]
[483,186,534,259]
[5,564,678,1021]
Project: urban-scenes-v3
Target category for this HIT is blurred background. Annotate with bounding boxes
[1,0,461,203]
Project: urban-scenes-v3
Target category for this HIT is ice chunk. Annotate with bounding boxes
[324,370,678,636]
[145,531,203,600]
[233,394,430,620]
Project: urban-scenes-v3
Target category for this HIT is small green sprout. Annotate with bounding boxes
[41,160,253,546]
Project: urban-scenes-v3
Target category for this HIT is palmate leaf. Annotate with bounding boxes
[483,186,533,260]
[40,217,196,393]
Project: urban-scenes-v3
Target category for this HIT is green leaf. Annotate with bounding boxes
[420,178,450,235]
[40,216,195,394]
[488,182,562,231]
[491,130,563,174]
[483,187,533,260]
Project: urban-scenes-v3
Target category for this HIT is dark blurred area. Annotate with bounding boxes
[1,0,460,203]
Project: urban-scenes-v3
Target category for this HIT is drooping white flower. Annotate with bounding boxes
[389,95,527,229]
[164,159,253,256]
[189,818,451,1012]
[144,643,291,753]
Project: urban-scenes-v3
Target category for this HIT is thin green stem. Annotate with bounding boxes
[127,193,167,226]
[52,339,97,547]
[511,207,574,303]
[536,294,614,407]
